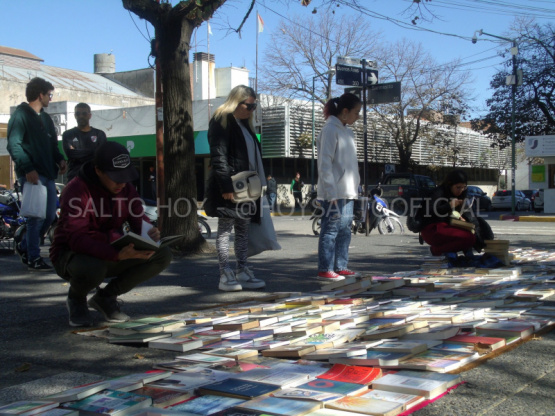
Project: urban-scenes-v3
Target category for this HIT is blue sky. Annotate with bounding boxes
[1,0,553,118]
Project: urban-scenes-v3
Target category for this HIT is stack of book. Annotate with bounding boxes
[484,240,511,265]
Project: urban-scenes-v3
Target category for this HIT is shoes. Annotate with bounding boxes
[316,271,345,281]
[335,269,358,277]
[236,267,266,289]
[28,257,52,271]
[15,243,28,266]
[219,268,242,292]
[66,297,94,327]
[88,293,130,323]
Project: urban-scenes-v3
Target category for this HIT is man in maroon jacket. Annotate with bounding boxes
[50,142,172,327]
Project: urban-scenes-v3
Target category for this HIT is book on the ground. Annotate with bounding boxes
[475,321,535,339]
[369,341,429,355]
[168,394,245,415]
[295,379,369,396]
[152,359,214,372]
[261,344,316,358]
[392,370,462,389]
[45,381,110,403]
[397,349,479,372]
[61,390,152,416]
[362,389,425,411]
[201,347,259,360]
[244,339,291,351]
[196,378,280,400]
[130,386,193,408]
[108,332,172,344]
[32,409,78,416]
[233,369,310,389]
[270,388,344,402]
[175,353,238,364]
[146,367,231,392]
[359,321,428,340]
[148,337,204,352]
[316,364,382,385]
[111,232,183,251]
[444,334,506,352]
[0,401,59,416]
[329,351,414,367]
[213,318,260,331]
[323,395,403,416]
[234,396,322,416]
[108,371,173,387]
[399,324,460,340]
[297,333,348,350]
[303,345,368,360]
[371,374,448,399]
[199,339,253,350]
[108,319,184,336]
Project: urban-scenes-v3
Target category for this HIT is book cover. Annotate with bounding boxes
[261,344,316,358]
[61,390,152,416]
[270,388,343,402]
[369,341,429,354]
[475,321,535,338]
[130,386,193,408]
[303,346,368,360]
[46,381,111,403]
[393,370,462,389]
[169,395,245,415]
[196,378,280,400]
[0,401,59,416]
[213,318,260,331]
[175,353,239,364]
[362,389,425,411]
[244,339,291,351]
[199,339,254,350]
[235,396,322,416]
[202,347,259,360]
[371,374,447,399]
[233,369,310,388]
[108,332,172,344]
[296,379,369,396]
[444,334,506,351]
[324,395,403,416]
[316,364,382,385]
[148,337,204,352]
[146,368,231,392]
[329,351,412,367]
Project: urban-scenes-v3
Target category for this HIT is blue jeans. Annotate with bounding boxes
[318,199,354,272]
[266,193,276,211]
[18,176,58,261]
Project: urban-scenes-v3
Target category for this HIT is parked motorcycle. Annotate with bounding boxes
[0,184,25,246]
[141,199,211,239]
[311,186,404,236]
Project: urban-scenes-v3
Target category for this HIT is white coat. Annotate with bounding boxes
[316,115,360,201]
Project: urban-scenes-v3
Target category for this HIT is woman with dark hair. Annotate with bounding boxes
[205,85,266,292]
[420,169,476,256]
[315,93,362,281]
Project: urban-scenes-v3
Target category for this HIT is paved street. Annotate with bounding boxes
[0,212,554,415]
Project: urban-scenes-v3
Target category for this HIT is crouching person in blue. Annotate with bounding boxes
[50,142,172,327]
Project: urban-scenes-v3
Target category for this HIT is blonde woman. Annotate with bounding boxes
[204,85,266,291]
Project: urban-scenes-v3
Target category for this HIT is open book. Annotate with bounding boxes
[111,232,183,251]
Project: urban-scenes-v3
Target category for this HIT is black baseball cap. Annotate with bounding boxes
[94,141,139,183]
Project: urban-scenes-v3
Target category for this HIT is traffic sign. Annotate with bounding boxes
[335,64,378,86]
[367,81,401,104]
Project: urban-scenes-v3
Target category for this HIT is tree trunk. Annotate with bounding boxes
[158,18,212,254]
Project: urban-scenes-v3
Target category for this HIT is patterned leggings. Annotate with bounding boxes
[216,217,250,273]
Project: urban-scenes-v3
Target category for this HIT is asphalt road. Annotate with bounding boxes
[0,212,554,415]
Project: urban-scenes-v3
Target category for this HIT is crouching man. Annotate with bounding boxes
[50,142,172,327]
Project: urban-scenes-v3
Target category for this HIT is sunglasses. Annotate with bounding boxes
[75,111,90,116]
[242,102,257,111]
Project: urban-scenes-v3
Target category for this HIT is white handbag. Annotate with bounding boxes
[231,171,262,203]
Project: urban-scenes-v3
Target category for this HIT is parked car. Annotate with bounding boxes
[521,189,539,210]
[533,189,544,212]
[466,185,492,212]
[491,190,531,211]
[378,173,436,215]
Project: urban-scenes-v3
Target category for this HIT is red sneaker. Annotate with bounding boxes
[335,269,358,277]
[316,271,345,281]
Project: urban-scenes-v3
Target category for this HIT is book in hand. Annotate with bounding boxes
[0,401,59,416]
[196,378,280,400]
[61,390,152,416]
[111,232,183,251]
[449,218,475,232]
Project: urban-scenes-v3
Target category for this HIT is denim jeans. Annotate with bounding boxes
[266,193,276,211]
[318,199,354,272]
[18,176,58,261]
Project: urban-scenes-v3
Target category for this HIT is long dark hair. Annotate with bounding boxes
[440,169,468,197]
[323,93,361,120]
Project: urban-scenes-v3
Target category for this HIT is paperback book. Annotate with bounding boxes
[61,390,152,416]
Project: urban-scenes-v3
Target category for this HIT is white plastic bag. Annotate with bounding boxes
[20,182,47,219]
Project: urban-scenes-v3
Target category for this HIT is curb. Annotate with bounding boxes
[499,214,555,222]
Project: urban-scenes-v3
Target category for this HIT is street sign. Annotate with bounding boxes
[367,81,401,104]
[344,87,362,100]
[335,64,378,86]
[337,56,377,68]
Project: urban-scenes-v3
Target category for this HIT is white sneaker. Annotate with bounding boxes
[219,269,242,292]
[236,267,266,289]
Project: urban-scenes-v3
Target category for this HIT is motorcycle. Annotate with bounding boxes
[0,184,26,247]
[311,186,405,236]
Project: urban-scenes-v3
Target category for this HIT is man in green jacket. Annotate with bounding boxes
[7,77,67,271]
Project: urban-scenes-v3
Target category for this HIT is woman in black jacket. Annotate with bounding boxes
[420,169,476,256]
[205,85,266,292]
